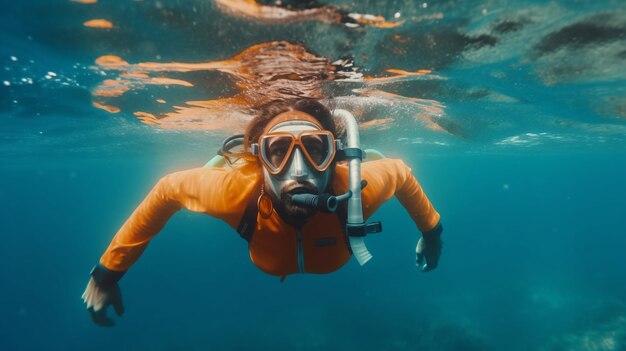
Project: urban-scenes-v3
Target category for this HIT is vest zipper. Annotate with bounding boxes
[296,230,305,273]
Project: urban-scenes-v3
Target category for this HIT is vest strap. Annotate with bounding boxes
[237,185,262,242]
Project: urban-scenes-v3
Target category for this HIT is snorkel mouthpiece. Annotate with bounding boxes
[291,191,352,213]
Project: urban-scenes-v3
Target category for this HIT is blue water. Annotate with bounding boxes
[2,1,626,350]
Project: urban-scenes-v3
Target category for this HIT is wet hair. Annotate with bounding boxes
[244,99,336,148]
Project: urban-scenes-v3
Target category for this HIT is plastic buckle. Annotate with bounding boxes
[337,147,363,161]
[346,221,383,237]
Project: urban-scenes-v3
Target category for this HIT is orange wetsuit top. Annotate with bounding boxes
[99,158,440,277]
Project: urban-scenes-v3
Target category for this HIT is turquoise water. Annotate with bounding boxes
[2,1,626,350]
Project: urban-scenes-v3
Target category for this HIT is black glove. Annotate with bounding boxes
[81,265,125,327]
[416,223,443,272]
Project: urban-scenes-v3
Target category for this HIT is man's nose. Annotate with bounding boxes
[288,148,310,179]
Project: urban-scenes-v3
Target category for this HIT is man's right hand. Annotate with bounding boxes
[81,277,124,327]
[416,224,443,272]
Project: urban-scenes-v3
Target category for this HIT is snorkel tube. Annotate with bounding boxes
[333,109,381,265]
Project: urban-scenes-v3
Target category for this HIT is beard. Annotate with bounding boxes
[275,181,320,226]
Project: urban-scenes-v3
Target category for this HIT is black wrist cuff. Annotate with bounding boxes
[90,264,126,287]
[422,222,443,240]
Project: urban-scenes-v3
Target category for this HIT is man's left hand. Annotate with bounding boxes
[416,231,442,272]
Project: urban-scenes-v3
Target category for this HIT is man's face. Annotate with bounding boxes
[262,118,332,222]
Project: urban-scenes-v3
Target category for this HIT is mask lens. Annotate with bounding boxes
[261,135,294,171]
[301,133,332,169]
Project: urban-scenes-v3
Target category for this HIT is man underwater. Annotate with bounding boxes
[82,99,443,326]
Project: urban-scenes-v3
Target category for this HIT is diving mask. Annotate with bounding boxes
[258,130,336,175]
[252,111,338,176]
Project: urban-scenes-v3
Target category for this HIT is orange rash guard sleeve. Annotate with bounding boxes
[99,164,261,272]
[335,158,440,233]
